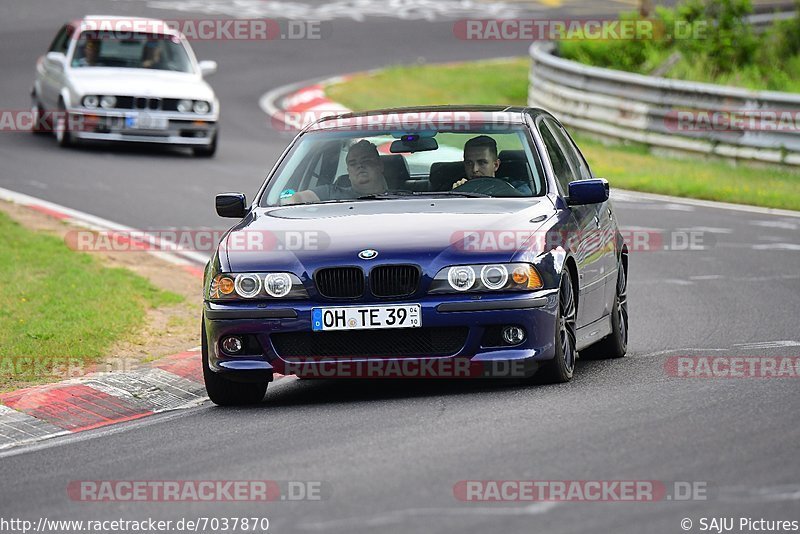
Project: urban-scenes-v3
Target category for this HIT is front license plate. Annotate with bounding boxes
[125,113,168,130]
[312,304,421,331]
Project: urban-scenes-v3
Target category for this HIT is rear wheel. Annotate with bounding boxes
[539,269,577,383]
[202,320,268,406]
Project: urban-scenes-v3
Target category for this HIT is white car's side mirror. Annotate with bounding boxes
[198,60,217,77]
[45,51,66,70]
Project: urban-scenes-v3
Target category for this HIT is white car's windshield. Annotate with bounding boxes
[71,31,193,73]
[260,125,546,207]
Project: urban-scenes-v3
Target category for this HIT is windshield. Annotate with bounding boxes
[259,125,546,207]
[71,31,193,73]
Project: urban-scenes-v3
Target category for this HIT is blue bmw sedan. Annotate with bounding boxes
[203,106,628,405]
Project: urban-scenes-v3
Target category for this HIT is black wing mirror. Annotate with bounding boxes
[216,192,247,218]
[567,179,609,206]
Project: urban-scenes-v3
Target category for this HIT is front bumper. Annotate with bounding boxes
[203,290,560,379]
[66,108,217,146]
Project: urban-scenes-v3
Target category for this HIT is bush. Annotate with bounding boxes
[558,0,800,92]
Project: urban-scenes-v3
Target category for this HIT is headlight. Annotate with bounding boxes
[264,273,292,298]
[99,95,117,109]
[447,266,476,292]
[429,263,543,294]
[481,265,508,290]
[208,272,307,300]
[177,99,193,113]
[193,100,210,114]
[82,95,99,109]
[234,274,261,299]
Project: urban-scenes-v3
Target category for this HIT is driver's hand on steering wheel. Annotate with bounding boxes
[452,178,468,189]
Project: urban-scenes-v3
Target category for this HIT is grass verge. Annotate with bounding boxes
[0,204,192,391]
[325,58,800,211]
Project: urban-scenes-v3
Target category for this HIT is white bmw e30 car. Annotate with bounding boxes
[32,15,220,157]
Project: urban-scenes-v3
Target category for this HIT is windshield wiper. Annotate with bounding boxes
[355,192,415,200]
[410,191,491,198]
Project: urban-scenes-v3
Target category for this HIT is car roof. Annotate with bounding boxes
[306,105,550,132]
[74,15,183,38]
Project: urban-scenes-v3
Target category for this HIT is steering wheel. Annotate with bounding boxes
[452,177,524,197]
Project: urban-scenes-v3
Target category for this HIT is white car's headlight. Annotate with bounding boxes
[100,95,117,109]
[193,100,210,114]
[99,95,117,109]
[82,95,99,109]
[177,99,193,113]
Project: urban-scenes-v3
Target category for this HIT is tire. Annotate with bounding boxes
[55,102,74,148]
[193,132,217,158]
[539,269,577,384]
[31,99,47,135]
[202,320,268,406]
[583,260,628,360]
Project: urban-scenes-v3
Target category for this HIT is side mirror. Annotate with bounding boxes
[567,178,609,206]
[198,60,217,77]
[45,51,66,71]
[216,192,247,218]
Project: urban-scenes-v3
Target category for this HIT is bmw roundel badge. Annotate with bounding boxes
[358,249,379,260]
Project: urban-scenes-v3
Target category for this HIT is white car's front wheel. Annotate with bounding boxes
[31,99,47,135]
[55,102,74,148]
[193,131,217,158]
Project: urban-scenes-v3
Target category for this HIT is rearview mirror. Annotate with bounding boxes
[390,135,438,153]
[198,60,217,77]
[45,51,66,70]
[567,179,609,206]
[216,192,247,218]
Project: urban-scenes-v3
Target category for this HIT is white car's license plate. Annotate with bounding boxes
[312,304,421,331]
[125,113,168,130]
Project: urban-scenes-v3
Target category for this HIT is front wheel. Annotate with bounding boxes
[31,99,47,134]
[584,261,628,359]
[202,321,267,406]
[55,103,74,148]
[539,269,577,383]
[193,132,217,158]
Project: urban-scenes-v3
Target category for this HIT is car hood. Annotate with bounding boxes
[220,198,556,274]
[68,68,215,100]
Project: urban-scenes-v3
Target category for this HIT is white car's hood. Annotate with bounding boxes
[68,68,215,101]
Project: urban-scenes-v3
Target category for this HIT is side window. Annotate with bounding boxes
[48,25,71,54]
[550,120,593,181]
[538,120,577,194]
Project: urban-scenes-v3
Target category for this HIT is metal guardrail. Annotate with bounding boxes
[528,29,800,166]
